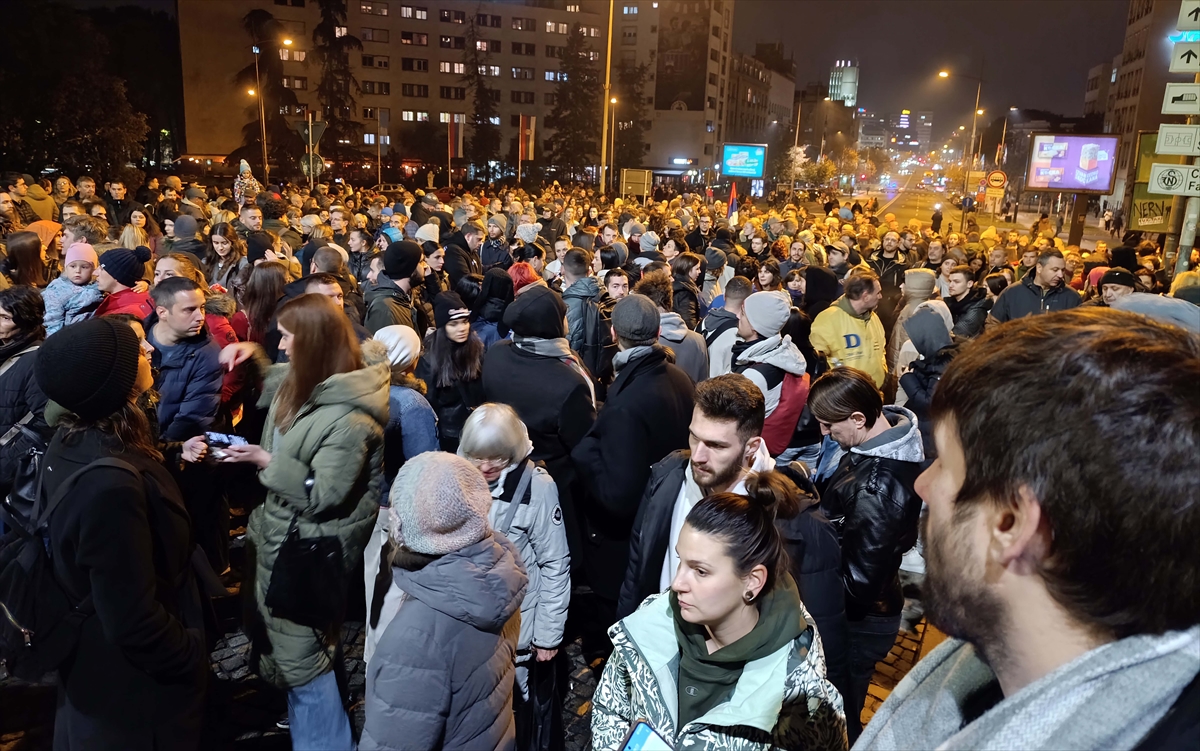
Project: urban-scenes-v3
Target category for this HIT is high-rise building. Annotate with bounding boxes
[1105,0,1193,210]
[916,111,933,151]
[605,0,736,177]
[1085,59,1116,117]
[177,0,607,170]
[725,49,794,149]
[828,59,859,108]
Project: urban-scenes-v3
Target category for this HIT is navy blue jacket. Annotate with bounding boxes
[145,315,224,440]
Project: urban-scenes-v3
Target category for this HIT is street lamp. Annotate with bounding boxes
[608,97,618,195]
[939,67,984,230]
[251,44,270,184]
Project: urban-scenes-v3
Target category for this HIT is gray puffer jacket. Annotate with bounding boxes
[362,534,528,751]
[487,460,571,652]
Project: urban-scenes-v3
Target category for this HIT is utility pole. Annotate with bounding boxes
[1167,71,1200,276]
[598,0,615,192]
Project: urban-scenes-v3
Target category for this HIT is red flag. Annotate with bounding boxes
[448,117,464,159]
[519,115,536,161]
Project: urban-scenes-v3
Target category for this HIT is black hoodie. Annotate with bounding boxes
[802,266,839,319]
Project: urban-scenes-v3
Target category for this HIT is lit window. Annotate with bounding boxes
[364,133,376,144]
[360,1,388,16]
[623,5,638,14]
[489,116,500,125]
[335,26,347,37]
[416,112,429,122]
[402,110,415,121]
[567,4,580,11]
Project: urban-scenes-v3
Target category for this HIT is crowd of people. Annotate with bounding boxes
[0,163,1196,751]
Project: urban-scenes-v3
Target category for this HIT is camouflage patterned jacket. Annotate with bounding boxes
[591,592,848,751]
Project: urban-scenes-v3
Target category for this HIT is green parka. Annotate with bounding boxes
[246,354,389,689]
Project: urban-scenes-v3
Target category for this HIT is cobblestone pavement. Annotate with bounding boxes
[2,598,926,750]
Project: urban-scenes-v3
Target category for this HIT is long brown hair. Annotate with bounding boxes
[274,294,362,431]
[5,231,47,287]
[204,222,246,271]
[240,261,289,343]
[60,400,164,464]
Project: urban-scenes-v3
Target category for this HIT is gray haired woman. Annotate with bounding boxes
[459,403,571,750]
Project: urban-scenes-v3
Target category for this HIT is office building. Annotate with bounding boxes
[177,0,607,170]
[605,0,736,177]
[828,59,859,108]
[915,111,933,151]
[1085,58,1116,117]
[726,49,794,149]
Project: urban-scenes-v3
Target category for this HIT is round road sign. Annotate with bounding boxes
[986,170,1008,189]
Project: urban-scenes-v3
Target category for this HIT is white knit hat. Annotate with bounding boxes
[373,325,422,371]
[515,222,542,244]
[415,223,440,244]
[388,453,492,555]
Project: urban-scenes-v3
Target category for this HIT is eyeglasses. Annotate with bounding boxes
[468,457,509,471]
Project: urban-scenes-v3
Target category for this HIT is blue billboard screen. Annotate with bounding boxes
[722,143,767,178]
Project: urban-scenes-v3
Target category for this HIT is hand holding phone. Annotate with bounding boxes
[621,721,672,751]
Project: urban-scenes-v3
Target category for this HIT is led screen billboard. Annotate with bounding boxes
[1024,133,1119,194]
[721,143,767,178]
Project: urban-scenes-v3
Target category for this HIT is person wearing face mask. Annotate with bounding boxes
[414,292,486,452]
[595,469,846,751]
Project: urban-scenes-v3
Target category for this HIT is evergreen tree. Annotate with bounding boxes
[545,24,600,182]
[312,0,363,168]
[462,16,500,181]
[612,63,649,178]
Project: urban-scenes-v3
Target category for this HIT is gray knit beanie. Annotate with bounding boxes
[388,452,492,555]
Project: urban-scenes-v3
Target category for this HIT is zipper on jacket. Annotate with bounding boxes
[0,601,32,647]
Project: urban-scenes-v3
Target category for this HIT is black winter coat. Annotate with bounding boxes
[816,437,923,621]
[443,232,482,287]
[672,278,702,330]
[0,342,48,491]
[570,347,693,600]
[898,343,960,464]
[414,356,484,453]
[945,287,991,339]
[45,428,206,749]
[617,451,688,620]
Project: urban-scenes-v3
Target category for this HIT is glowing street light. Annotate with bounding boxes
[247,88,256,96]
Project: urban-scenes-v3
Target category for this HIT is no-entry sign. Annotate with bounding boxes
[986,170,1008,189]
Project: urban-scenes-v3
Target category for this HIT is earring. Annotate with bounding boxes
[744,591,755,603]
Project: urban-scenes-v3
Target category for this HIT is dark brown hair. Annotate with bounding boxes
[274,294,363,431]
[240,261,289,344]
[808,366,883,428]
[633,270,673,310]
[843,269,880,301]
[932,308,1200,638]
[694,373,765,442]
[5,231,47,287]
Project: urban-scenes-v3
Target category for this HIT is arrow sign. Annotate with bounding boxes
[1148,163,1200,197]
[1157,124,1200,156]
[1180,0,1200,31]
[1170,42,1200,73]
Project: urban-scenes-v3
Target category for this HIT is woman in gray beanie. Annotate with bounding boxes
[362,451,528,751]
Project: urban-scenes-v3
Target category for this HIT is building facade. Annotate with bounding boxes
[1085,59,1115,117]
[178,0,607,173]
[828,59,858,108]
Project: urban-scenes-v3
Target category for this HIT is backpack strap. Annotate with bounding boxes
[499,460,534,535]
[32,457,139,532]
[0,344,39,380]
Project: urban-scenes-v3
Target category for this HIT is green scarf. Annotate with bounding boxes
[835,294,873,321]
[671,574,807,729]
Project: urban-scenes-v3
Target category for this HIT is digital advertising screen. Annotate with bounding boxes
[1024,133,1120,194]
[721,143,767,178]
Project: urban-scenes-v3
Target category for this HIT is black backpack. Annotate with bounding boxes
[578,295,616,382]
[0,458,140,680]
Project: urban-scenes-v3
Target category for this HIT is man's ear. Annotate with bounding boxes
[991,485,1051,574]
[744,436,763,466]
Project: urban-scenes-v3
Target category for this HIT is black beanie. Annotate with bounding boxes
[384,240,423,279]
[502,283,566,339]
[36,318,140,421]
[246,231,274,264]
[433,291,471,329]
[99,245,153,288]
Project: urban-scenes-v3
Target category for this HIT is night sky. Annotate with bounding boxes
[734,0,1128,139]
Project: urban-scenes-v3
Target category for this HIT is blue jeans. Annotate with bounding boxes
[286,670,352,751]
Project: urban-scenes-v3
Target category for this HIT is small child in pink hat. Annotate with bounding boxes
[42,242,104,334]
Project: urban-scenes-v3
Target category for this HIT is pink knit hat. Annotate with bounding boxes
[64,243,99,268]
[1087,266,1110,290]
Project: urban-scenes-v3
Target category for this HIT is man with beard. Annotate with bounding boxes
[857,309,1200,751]
[987,248,1080,326]
[616,373,774,620]
[807,366,924,743]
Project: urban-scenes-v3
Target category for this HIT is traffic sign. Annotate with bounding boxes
[985,187,1005,199]
[1157,124,1200,156]
[293,120,327,145]
[1163,83,1200,115]
[1180,0,1200,32]
[1148,164,1200,197]
[1170,42,1200,74]
[986,170,1008,189]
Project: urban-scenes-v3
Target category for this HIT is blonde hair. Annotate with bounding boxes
[118,224,149,249]
[211,210,237,228]
[458,403,533,466]
[1169,270,1200,295]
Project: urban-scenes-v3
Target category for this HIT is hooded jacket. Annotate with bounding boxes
[699,307,740,379]
[145,316,225,441]
[561,275,602,355]
[592,591,847,751]
[816,405,924,621]
[732,334,809,456]
[443,231,483,286]
[672,277,704,330]
[801,266,840,321]
[570,346,694,600]
[246,358,389,689]
[24,183,58,222]
[809,297,887,387]
[945,286,991,339]
[362,536,526,751]
[658,311,709,385]
[364,275,418,335]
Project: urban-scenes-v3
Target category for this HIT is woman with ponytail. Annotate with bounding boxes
[592,470,848,751]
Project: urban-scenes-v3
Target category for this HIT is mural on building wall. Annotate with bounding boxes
[654,0,710,112]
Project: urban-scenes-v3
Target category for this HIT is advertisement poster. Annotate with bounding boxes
[654,1,710,111]
[1025,134,1119,193]
[722,143,767,178]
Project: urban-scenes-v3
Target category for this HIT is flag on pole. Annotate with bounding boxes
[448,116,464,159]
[727,182,738,224]
[519,115,536,161]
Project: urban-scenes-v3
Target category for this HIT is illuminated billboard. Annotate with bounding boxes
[1024,133,1120,194]
[721,143,767,178]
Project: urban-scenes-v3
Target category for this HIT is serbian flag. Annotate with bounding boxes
[519,115,536,160]
[727,182,738,224]
[448,117,464,159]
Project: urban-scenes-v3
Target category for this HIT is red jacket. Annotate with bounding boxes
[94,288,153,319]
